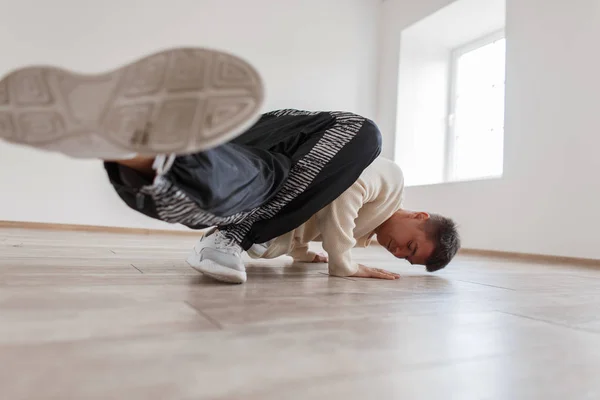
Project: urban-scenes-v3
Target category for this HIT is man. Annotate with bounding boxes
[0,47,460,284]
[191,155,460,283]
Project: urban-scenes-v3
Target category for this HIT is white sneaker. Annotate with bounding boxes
[0,47,264,159]
[186,229,246,284]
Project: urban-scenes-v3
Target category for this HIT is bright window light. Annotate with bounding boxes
[448,34,506,181]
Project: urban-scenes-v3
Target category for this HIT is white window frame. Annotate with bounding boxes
[445,29,506,182]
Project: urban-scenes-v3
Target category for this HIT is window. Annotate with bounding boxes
[446,32,506,181]
[394,0,506,186]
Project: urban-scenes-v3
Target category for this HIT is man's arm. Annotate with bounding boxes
[315,184,364,277]
[289,244,328,263]
[316,181,400,280]
[289,242,319,262]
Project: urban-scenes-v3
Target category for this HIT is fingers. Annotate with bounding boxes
[370,268,400,280]
[382,269,401,279]
[351,265,401,280]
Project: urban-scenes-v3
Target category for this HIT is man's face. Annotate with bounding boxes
[376,212,435,265]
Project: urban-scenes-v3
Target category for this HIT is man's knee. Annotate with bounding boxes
[354,118,383,158]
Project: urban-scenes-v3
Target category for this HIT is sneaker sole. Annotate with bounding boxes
[0,47,264,158]
[186,256,247,284]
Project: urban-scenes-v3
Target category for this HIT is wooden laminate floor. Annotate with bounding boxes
[1,228,599,400]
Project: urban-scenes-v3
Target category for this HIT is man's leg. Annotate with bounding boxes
[188,110,382,283]
[104,141,293,230]
[222,110,382,248]
[239,115,382,247]
[105,109,346,231]
[105,117,305,284]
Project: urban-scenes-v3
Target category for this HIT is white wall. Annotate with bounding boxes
[0,0,381,229]
[379,0,600,258]
[395,29,450,186]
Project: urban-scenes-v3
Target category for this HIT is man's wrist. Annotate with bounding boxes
[292,250,318,262]
[329,262,359,277]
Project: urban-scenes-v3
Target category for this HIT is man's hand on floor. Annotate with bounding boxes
[350,264,401,280]
[311,253,329,263]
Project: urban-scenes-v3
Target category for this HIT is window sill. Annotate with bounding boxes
[405,174,503,188]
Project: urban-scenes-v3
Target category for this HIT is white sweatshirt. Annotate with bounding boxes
[248,156,405,277]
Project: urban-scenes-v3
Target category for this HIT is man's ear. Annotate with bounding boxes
[411,212,430,220]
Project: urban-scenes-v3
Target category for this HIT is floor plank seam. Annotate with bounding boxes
[130,264,144,274]
[455,279,516,291]
[496,310,600,336]
[184,301,224,330]
[318,272,356,281]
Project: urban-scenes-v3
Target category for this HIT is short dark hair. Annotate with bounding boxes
[422,214,460,272]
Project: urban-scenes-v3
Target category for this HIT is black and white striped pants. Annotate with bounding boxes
[105,109,382,249]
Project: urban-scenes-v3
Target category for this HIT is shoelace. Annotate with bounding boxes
[212,231,240,254]
[152,154,176,175]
